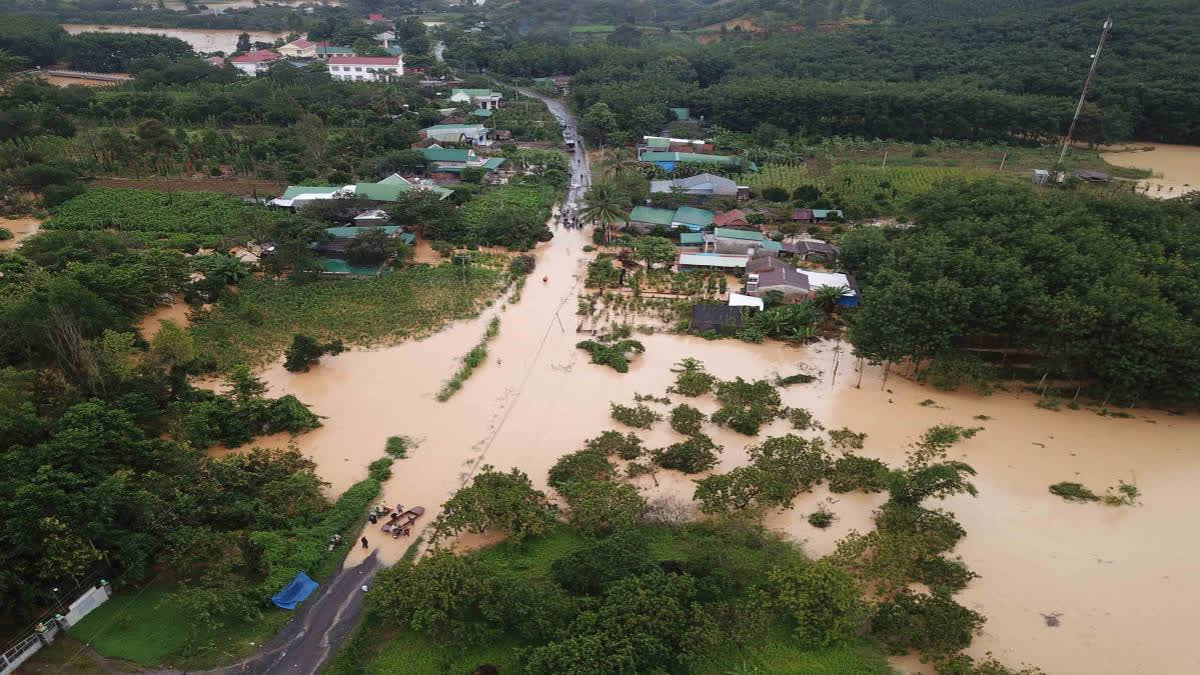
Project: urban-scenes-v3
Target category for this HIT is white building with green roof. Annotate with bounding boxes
[450,88,503,109]
[269,174,450,208]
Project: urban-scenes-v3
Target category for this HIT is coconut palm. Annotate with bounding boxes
[813,284,849,314]
[598,147,638,180]
[580,182,628,244]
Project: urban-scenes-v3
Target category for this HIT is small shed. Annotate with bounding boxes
[691,304,744,335]
[678,253,749,272]
[728,293,764,311]
[1074,169,1111,183]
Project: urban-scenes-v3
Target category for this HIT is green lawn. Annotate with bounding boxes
[65,584,290,670]
[190,261,506,370]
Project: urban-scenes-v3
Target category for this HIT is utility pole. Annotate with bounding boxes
[1057,18,1113,168]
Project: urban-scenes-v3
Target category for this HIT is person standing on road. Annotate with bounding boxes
[360,536,369,549]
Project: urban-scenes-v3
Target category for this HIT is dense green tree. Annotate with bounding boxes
[431,466,558,544]
[770,560,867,648]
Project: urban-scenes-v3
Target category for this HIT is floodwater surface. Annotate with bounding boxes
[137,297,193,340]
[0,217,41,251]
[61,24,287,53]
[1101,143,1200,199]
[209,221,1200,674]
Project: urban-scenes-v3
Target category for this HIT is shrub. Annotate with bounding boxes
[610,402,661,429]
[548,449,616,491]
[776,373,817,386]
[762,186,790,202]
[669,358,716,396]
[787,407,821,430]
[1104,480,1140,506]
[871,590,985,660]
[770,560,866,648]
[711,378,784,435]
[808,506,834,528]
[509,254,536,275]
[430,465,558,545]
[384,435,410,458]
[551,530,656,595]
[584,430,645,459]
[576,338,645,373]
[828,427,867,449]
[669,404,706,435]
[828,454,890,493]
[0,228,12,240]
[368,457,393,481]
[1048,482,1100,502]
[283,333,345,372]
[653,434,721,473]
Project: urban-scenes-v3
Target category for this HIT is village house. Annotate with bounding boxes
[278,38,323,59]
[672,206,714,231]
[649,172,741,199]
[712,209,752,228]
[710,227,781,255]
[451,88,504,110]
[627,206,676,234]
[268,174,451,209]
[327,55,404,81]
[677,252,749,273]
[791,208,844,224]
[690,304,744,334]
[230,50,282,76]
[639,150,752,173]
[420,124,492,146]
[421,146,506,175]
[779,239,839,263]
[747,267,860,307]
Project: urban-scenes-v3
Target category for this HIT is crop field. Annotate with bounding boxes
[190,263,506,370]
[49,187,251,234]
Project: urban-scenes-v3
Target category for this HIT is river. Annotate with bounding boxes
[61,23,287,53]
[1101,143,1200,199]
[198,107,1200,674]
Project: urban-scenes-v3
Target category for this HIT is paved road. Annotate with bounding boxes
[516,87,591,212]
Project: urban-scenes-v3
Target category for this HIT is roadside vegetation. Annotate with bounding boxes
[437,316,501,402]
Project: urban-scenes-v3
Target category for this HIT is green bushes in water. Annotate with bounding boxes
[583,430,645,459]
[669,403,706,435]
[547,449,616,490]
[384,435,410,458]
[0,227,12,240]
[283,333,345,372]
[437,317,501,401]
[609,402,661,429]
[828,427,867,450]
[576,338,645,373]
[1049,480,1140,506]
[1048,481,1100,502]
[668,357,716,396]
[652,433,721,473]
[711,377,785,435]
[368,458,394,481]
[828,454,890,493]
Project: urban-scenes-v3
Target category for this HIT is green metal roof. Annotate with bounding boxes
[325,226,401,238]
[670,107,690,120]
[678,253,747,268]
[812,209,844,219]
[471,108,494,117]
[317,258,386,275]
[647,137,670,148]
[354,183,407,201]
[639,151,740,165]
[423,147,473,162]
[762,240,783,252]
[678,232,704,245]
[452,88,499,97]
[629,206,676,226]
[378,174,408,185]
[400,232,416,245]
[714,227,766,242]
[424,124,487,132]
[481,158,507,170]
[316,46,353,55]
[673,206,713,226]
[280,185,343,199]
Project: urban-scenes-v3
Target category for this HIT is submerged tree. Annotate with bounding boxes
[283,333,345,372]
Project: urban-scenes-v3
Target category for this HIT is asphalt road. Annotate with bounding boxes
[516,87,591,213]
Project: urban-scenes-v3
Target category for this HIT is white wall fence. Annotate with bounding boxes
[0,582,110,675]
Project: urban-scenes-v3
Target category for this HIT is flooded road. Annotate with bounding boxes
[203,110,1200,674]
[61,24,287,53]
[1102,143,1200,199]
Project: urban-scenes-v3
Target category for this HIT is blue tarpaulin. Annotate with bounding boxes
[271,571,318,610]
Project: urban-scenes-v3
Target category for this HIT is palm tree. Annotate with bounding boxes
[813,285,849,314]
[598,147,638,180]
[580,182,627,244]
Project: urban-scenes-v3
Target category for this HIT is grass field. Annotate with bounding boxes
[191,261,506,370]
[65,585,291,669]
[327,526,893,674]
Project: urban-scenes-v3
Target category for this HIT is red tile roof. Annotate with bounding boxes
[368,13,385,20]
[231,50,280,63]
[285,38,315,49]
[713,209,750,226]
[327,56,403,66]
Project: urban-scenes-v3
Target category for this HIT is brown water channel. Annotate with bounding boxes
[199,221,1200,674]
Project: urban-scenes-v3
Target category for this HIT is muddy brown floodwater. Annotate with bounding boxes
[61,24,287,53]
[0,217,40,251]
[1101,143,1200,199]
[207,216,1200,675]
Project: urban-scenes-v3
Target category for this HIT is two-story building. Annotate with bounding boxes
[327,55,404,82]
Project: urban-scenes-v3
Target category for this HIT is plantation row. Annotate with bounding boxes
[50,187,254,235]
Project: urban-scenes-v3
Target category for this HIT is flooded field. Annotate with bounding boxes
[1102,143,1200,199]
[203,216,1200,674]
[137,296,193,340]
[0,217,41,251]
[61,24,287,53]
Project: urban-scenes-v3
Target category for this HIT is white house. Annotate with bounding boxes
[421,125,491,146]
[230,50,282,76]
[278,38,319,58]
[450,88,503,110]
[326,55,404,82]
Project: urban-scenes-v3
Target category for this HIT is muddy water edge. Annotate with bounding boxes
[204,219,1200,674]
[61,24,287,53]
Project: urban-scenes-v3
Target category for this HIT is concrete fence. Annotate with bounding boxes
[0,582,110,675]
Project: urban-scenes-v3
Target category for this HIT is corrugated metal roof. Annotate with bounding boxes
[280,185,344,200]
[678,253,748,268]
[673,206,714,226]
[714,227,766,242]
[629,206,676,226]
[325,226,401,238]
[423,147,473,162]
[678,232,705,245]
